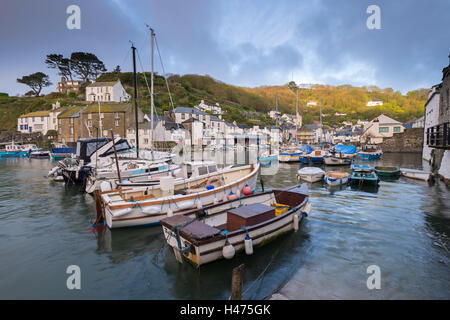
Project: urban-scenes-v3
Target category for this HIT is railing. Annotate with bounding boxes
[427,122,450,149]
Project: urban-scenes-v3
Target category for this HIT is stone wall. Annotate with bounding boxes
[380,128,423,153]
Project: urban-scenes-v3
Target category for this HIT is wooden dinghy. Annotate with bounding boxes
[160,183,311,267]
[324,171,349,186]
[99,163,260,229]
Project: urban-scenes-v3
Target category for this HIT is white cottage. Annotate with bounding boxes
[86,80,130,103]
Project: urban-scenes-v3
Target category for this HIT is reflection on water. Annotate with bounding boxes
[0,152,449,299]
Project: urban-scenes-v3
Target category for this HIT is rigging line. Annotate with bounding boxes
[119,46,132,72]
[154,35,175,111]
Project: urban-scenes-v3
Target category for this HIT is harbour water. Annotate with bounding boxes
[0,152,449,299]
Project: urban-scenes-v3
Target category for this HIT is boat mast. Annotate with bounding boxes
[131,44,140,158]
[295,86,299,145]
[320,97,323,144]
[150,27,155,160]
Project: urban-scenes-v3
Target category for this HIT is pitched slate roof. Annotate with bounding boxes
[58,106,86,118]
[82,103,133,113]
[19,110,51,118]
[86,81,119,87]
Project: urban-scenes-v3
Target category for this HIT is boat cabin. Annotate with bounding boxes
[76,137,133,163]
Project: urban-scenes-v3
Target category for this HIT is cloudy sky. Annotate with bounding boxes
[1,0,449,96]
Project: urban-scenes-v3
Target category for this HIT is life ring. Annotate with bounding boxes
[206,176,224,186]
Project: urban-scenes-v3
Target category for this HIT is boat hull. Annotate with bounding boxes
[297,173,324,183]
[278,153,301,162]
[324,156,352,166]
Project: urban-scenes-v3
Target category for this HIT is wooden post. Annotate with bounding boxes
[93,189,104,225]
[230,264,245,300]
[110,129,122,183]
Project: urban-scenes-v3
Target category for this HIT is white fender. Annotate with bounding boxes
[244,235,253,255]
[293,213,299,231]
[177,200,196,210]
[167,208,174,217]
[196,199,203,209]
[222,240,235,259]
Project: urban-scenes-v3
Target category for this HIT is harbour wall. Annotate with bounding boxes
[380,128,423,153]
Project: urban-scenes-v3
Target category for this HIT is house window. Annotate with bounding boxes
[100,113,104,119]
[181,113,185,120]
[41,117,44,122]
[393,127,401,132]
[58,128,61,135]
[70,127,74,135]
[144,139,149,144]
[114,112,119,119]
[379,127,389,133]
[58,119,61,125]
[69,118,74,124]
[115,120,119,127]
[87,120,92,127]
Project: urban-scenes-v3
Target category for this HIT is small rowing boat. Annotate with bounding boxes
[297,167,325,183]
[400,168,431,181]
[374,166,400,178]
[324,171,349,186]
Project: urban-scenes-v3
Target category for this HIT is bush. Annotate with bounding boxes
[67,91,77,99]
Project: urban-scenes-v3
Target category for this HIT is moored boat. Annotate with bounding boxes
[374,166,400,178]
[400,168,431,181]
[324,171,349,186]
[297,167,325,183]
[98,163,260,229]
[160,183,311,267]
[349,171,380,186]
[29,151,51,159]
[0,142,41,158]
[299,149,328,164]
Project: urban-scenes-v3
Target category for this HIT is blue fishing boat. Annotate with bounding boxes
[299,149,327,164]
[349,164,380,186]
[50,147,76,160]
[0,142,41,158]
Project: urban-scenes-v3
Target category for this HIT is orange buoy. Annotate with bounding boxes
[242,185,252,196]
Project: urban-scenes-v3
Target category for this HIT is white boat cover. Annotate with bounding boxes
[298,167,325,175]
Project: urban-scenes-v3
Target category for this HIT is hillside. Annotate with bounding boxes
[0,73,428,131]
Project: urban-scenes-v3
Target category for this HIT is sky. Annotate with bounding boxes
[1,0,449,96]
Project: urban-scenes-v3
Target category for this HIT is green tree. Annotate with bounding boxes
[70,52,106,82]
[45,54,73,81]
[17,72,52,96]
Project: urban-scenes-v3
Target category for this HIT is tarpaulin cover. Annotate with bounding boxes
[299,145,314,154]
[334,144,357,154]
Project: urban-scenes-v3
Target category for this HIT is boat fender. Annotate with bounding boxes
[242,185,252,196]
[242,227,253,255]
[228,192,238,201]
[293,213,299,231]
[213,196,219,204]
[236,189,241,198]
[302,211,308,217]
[196,198,203,209]
[167,208,174,217]
[222,239,235,259]
[223,192,228,203]
[100,181,112,192]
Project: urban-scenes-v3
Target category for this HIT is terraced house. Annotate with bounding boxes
[79,103,143,140]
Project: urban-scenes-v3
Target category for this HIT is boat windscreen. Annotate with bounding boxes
[100,139,133,157]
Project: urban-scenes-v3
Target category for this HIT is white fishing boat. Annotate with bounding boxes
[297,167,325,183]
[400,168,431,181]
[98,163,260,229]
[160,183,311,267]
[324,171,349,186]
